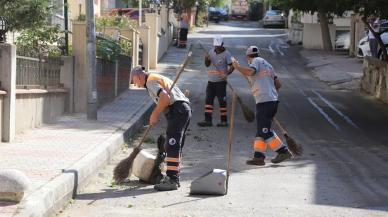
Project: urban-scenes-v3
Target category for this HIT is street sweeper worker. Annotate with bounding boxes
[231,46,292,166]
[131,66,192,191]
[197,35,234,128]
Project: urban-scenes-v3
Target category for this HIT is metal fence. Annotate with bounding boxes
[16,56,62,88]
[96,55,131,108]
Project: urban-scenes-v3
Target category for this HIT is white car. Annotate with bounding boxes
[263,10,286,28]
[335,32,351,50]
[357,33,388,58]
[358,20,388,59]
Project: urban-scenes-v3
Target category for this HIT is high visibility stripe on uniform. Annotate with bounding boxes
[266,134,282,150]
[167,165,180,171]
[205,105,214,108]
[166,157,181,163]
[253,137,267,152]
[207,70,224,75]
[205,109,213,113]
[220,107,227,111]
[221,112,228,116]
[148,74,168,89]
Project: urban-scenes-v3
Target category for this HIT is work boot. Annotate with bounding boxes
[154,176,180,191]
[246,157,265,166]
[271,151,292,164]
[197,121,213,127]
[216,122,228,127]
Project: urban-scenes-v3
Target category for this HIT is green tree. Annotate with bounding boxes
[0,0,54,31]
[353,0,388,61]
[16,25,63,57]
[273,0,354,51]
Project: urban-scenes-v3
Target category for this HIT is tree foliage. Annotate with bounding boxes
[0,0,54,31]
[16,25,63,57]
[353,0,388,61]
[273,0,354,51]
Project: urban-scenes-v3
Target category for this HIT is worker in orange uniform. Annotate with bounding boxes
[231,46,292,165]
[131,66,191,190]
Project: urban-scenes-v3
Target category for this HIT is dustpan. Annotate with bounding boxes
[190,94,237,195]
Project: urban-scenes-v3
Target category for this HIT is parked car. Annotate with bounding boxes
[358,20,388,59]
[124,8,152,21]
[108,8,134,16]
[335,31,351,50]
[263,10,286,28]
[208,7,228,23]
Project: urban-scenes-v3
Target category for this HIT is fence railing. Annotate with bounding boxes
[16,56,62,89]
[96,54,131,108]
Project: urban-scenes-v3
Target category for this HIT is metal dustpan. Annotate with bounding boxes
[190,169,227,195]
[189,94,237,196]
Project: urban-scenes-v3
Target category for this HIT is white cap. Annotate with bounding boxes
[246,46,261,56]
[213,35,223,46]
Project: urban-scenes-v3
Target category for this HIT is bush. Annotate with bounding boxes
[16,25,64,57]
[96,16,138,32]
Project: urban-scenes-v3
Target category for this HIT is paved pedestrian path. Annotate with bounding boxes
[0,44,191,217]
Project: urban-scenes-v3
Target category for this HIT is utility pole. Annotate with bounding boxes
[139,0,142,26]
[86,0,98,120]
[64,0,69,55]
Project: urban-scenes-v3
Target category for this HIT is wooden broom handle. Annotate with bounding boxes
[135,125,153,149]
[169,51,192,94]
[226,93,237,192]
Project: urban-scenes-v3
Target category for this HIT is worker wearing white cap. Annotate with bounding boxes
[231,46,292,166]
[198,35,234,127]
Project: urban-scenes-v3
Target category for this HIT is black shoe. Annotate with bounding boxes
[246,157,265,166]
[197,121,213,127]
[154,176,180,191]
[271,151,292,164]
[216,122,228,127]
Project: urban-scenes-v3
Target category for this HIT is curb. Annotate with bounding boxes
[15,100,154,217]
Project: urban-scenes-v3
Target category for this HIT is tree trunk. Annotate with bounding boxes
[318,10,333,51]
[362,18,388,62]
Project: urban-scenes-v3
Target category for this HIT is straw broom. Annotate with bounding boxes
[113,52,193,183]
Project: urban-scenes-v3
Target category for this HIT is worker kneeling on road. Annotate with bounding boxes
[131,66,192,191]
[231,46,292,166]
[198,35,234,127]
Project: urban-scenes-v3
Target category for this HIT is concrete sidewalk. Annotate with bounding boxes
[0,45,191,217]
[301,50,364,90]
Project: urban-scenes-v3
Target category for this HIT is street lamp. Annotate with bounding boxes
[0,17,9,43]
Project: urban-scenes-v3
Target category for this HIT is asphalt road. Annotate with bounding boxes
[59,21,388,217]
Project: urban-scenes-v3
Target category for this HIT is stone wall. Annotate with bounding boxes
[15,89,68,134]
[361,57,388,104]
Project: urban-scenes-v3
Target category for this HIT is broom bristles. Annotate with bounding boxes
[284,133,303,156]
[237,96,255,123]
[113,147,141,182]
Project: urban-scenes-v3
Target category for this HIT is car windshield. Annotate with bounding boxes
[381,20,388,31]
[266,10,281,16]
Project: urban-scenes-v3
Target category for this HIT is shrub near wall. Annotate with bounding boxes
[361,57,388,104]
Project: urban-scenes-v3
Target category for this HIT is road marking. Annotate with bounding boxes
[269,41,276,55]
[308,97,341,132]
[299,90,307,97]
[276,44,285,56]
[312,90,360,130]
